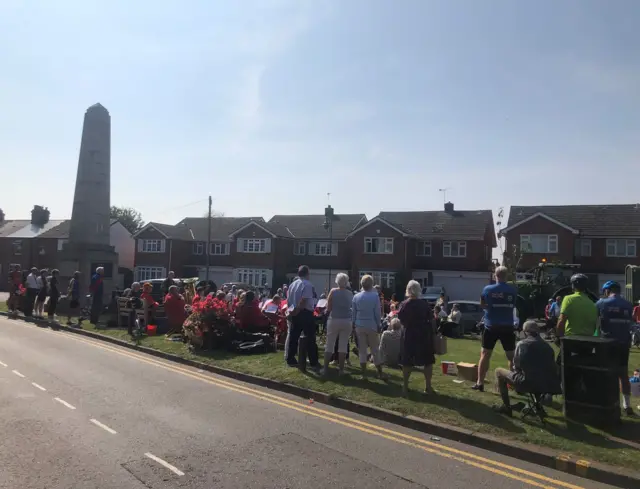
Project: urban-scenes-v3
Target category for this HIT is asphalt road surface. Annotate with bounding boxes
[0,316,618,489]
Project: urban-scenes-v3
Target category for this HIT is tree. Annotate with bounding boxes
[202,210,225,218]
[110,206,144,234]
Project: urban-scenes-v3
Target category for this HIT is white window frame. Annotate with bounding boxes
[443,241,467,258]
[359,271,395,289]
[57,239,69,252]
[193,242,204,255]
[135,266,164,282]
[417,241,432,257]
[294,242,306,256]
[243,238,266,253]
[12,240,22,255]
[575,238,591,257]
[606,239,637,258]
[141,239,164,253]
[364,237,394,254]
[209,242,227,255]
[236,268,269,287]
[519,234,558,254]
[310,242,332,256]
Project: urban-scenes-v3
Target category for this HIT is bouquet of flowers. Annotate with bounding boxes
[183,295,234,350]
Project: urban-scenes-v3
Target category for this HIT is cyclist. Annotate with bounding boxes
[597,281,635,416]
[556,274,597,338]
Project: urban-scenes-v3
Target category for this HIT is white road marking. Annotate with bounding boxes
[144,452,185,476]
[31,382,46,391]
[0,361,7,367]
[90,418,117,434]
[54,397,76,410]
[11,370,25,378]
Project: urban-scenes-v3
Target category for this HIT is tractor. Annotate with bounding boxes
[511,262,599,320]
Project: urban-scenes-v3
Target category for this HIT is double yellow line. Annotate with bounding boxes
[57,330,583,489]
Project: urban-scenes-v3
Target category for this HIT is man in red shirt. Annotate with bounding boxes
[7,265,23,316]
[164,285,186,336]
[235,291,269,332]
[633,301,640,323]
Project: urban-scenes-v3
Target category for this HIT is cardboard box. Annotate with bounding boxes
[441,361,457,376]
[456,362,478,383]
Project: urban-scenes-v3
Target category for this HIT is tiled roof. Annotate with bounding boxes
[268,214,367,240]
[148,222,194,240]
[378,210,494,241]
[0,220,67,238]
[505,204,640,237]
[35,219,119,239]
[176,217,264,241]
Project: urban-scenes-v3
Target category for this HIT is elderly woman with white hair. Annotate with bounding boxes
[352,274,386,379]
[397,280,437,396]
[322,273,354,375]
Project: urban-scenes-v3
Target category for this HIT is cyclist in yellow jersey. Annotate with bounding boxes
[557,274,597,338]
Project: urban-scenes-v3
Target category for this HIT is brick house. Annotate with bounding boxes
[346,202,496,299]
[267,213,367,294]
[499,204,640,289]
[0,208,134,291]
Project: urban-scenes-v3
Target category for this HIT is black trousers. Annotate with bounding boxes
[47,295,59,318]
[90,297,103,325]
[285,310,319,366]
[24,288,38,317]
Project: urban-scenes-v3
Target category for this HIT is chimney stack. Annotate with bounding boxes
[444,201,454,213]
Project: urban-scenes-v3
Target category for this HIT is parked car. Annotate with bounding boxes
[448,300,483,334]
[420,285,448,306]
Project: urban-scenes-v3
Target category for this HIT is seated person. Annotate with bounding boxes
[433,305,448,323]
[448,304,461,324]
[234,291,270,332]
[141,282,159,327]
[261,294,282,313]
[379,318,402,367]
[493,320,561,416]
[164,285,186,335]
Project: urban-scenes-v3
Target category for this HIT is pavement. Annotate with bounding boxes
[0,316,622,489]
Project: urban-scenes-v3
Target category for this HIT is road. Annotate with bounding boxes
[0,316,617,489]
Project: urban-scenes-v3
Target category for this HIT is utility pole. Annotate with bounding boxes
[206,195,212,281]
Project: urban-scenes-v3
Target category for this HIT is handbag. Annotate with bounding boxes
[434,333,447,356]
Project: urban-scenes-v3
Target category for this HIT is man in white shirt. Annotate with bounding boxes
[448,304,462,324]
[24,267,39,318]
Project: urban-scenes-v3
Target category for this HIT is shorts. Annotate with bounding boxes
[612,342,630,370]
[325,318,352,354]
[482,326,516,352]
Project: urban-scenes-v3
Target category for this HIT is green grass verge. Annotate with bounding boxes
[76,323,640,470]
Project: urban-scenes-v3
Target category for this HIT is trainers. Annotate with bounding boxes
[471,384,484,392]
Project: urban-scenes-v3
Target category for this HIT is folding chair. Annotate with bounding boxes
[521,393,547,422]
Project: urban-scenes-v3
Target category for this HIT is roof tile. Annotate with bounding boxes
[268,214,366,240]
[378,210,494,240]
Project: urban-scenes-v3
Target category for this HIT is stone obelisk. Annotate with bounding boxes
[60,103,118,299]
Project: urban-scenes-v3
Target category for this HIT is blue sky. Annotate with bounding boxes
[2,0,639,253]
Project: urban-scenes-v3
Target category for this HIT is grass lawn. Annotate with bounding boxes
[75,322,640,470]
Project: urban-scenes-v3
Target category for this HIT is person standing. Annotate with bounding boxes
[322,273,353,376]
[7,265,23,316]
[352,274,386,379]
[47,269,60,324]
[67,271,82,326]
[472,266,518,392]
[34,269,49,319]
[284,265,320,372]
[556,274,598,338]
[596,281,636,416]
[397,280,436,396]
[162,271,176,296]
[89,267,105,325]
[24,267,39,318]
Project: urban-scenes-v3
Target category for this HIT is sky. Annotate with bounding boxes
[1,0,639,256]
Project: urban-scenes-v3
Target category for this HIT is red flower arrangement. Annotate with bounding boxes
[183,295,233,350]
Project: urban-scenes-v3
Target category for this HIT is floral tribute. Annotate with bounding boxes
[183,296,234,350]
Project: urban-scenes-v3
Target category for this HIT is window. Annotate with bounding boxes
[574,239,591,257]
[310,242,332,256]
[359,271,395,290]
[210,242,228,255]
[193,242,204,255]
[140,239,164,253]
[294,242,306,255]
[12,240,22,255]
[57,239,69,252]
[443,241,467,258]
[243,239,266,253]
[364,237,393,254]
[519,234,557,254]
[606,239,636,258]
[236,268,269,287]
[417,241,432,256]
[135,266,164,281]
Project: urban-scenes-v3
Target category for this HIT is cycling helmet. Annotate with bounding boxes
[602,280,621,293]
[570,273,589,290]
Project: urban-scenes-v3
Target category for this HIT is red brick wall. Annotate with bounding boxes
[408,238,491,272]
[134,228,170,269]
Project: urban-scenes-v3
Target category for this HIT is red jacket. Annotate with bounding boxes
[235,301,269,329]
[164,293,186,324]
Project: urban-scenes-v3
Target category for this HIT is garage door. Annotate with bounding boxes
[432,275,490,301]
[198,267,234,286]
[308,270,348,296]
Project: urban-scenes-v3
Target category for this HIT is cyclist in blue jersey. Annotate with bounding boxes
[596,281,635,416]
[472,266,518,392]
